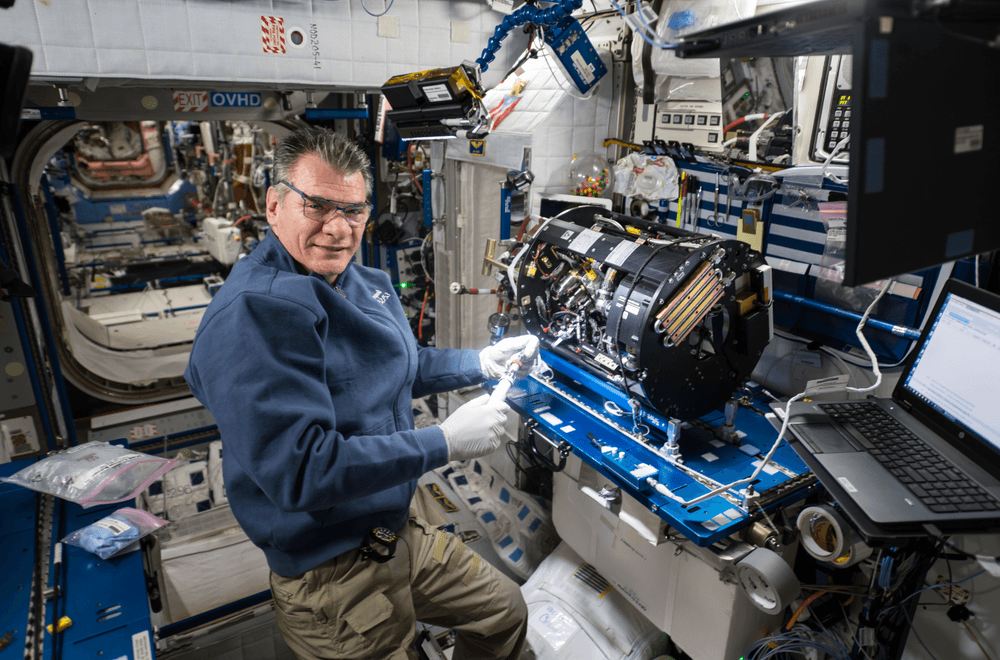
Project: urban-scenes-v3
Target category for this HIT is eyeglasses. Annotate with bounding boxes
[277,180,372,225]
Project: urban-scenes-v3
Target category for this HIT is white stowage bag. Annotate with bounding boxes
[207,440,227,506]
[439,459,560,581]
[141,453,212,521]
[521,543,667,660]
[136,445,271,625]
[154,503,271,623]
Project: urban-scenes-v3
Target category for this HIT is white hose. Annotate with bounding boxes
[748,111,786,162]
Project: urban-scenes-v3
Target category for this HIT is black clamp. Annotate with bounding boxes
[505,168,535,192]
[525,420,573,473]
[361,527,397,563]
[1,265,37,302]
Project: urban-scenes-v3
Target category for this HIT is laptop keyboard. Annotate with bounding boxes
[819,402,1000,514]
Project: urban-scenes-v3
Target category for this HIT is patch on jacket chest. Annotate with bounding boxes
[372,289,390,304]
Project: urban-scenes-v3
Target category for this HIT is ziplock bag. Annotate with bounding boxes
[0,441,176,508]
[61,507,168,559]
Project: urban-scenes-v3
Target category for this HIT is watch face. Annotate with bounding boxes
[373,527,396,543]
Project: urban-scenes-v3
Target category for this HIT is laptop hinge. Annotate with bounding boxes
[923,523,944,539]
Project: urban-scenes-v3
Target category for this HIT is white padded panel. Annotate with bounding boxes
[450,46,615,198]
[0,0,524,90]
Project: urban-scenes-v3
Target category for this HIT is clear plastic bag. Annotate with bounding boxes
[631,0,757,94]
[61,507,167,559]
[813,200,889,312]
[0,441,177,508]
[613,152,680,201]
[818,200,848,274]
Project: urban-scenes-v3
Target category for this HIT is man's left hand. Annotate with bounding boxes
[479,335,540,380]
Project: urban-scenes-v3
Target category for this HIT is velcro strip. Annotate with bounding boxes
[433,531,448,564]
[462,553,481,586]
[446,540,466,574]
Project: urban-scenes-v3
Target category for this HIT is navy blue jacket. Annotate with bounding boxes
[185,231,484,576]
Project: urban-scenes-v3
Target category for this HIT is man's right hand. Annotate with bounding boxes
[440,394,510,462]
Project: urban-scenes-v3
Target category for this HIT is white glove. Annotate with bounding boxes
[440,394,510,461]
[479,335,540,380]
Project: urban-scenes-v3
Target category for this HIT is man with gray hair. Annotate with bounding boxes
[185,126,533,659]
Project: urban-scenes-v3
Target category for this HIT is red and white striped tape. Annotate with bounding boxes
[172,90,209,112]
[261,15,286,54]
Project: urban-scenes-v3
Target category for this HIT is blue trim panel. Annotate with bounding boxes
[422,170,432,226]
[774,290,921,340]
[39,174,71,297]
[22,106,77,120]
[157,590,274,638]
[44,501,154,660]
[304,108,369,120]
[5,184,77,446]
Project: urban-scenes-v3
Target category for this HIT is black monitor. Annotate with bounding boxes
[677,0,1000,286]
[0,43,32,159]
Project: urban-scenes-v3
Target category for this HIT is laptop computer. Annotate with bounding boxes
[780,278,1000,532]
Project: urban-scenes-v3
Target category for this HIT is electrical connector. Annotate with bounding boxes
[947,604,973,622]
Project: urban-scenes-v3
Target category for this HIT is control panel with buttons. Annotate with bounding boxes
[654,100,724,152]
[811,54,852,164]
[824,95,852,152]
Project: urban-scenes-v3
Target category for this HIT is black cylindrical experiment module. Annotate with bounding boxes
[515,213,772,419]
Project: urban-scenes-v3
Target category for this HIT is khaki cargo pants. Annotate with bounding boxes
[269,515,528,660]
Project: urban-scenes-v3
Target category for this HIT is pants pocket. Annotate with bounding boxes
[270,572,334,658]
[343,591,393,635]
[326,570,416,658]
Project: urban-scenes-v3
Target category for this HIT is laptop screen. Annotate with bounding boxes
[902,291,1000,454]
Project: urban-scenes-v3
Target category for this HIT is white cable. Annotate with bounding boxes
[822,136,850,185]
[652,280,893,508]
[359,0,394,17]
[656,388,808,507]
[648,237,693,245]
[748,111,786,162]
[820,348,860,390]
[595,215,625,231]
[844,280,892,394]
[975,254,980,287]
[420,232,432,283]
[962,621,1000,660]
[737,113,768,127]
[505,207,579,292]
[604,400,627,416]
[505,225,543,292]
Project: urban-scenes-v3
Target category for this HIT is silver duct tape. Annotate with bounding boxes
[736,548,801,615]
[797,504,872,568]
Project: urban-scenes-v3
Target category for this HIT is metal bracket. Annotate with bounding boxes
[526,423,573,472]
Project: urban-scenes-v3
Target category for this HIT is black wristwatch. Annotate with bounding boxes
[361,527,397,563]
